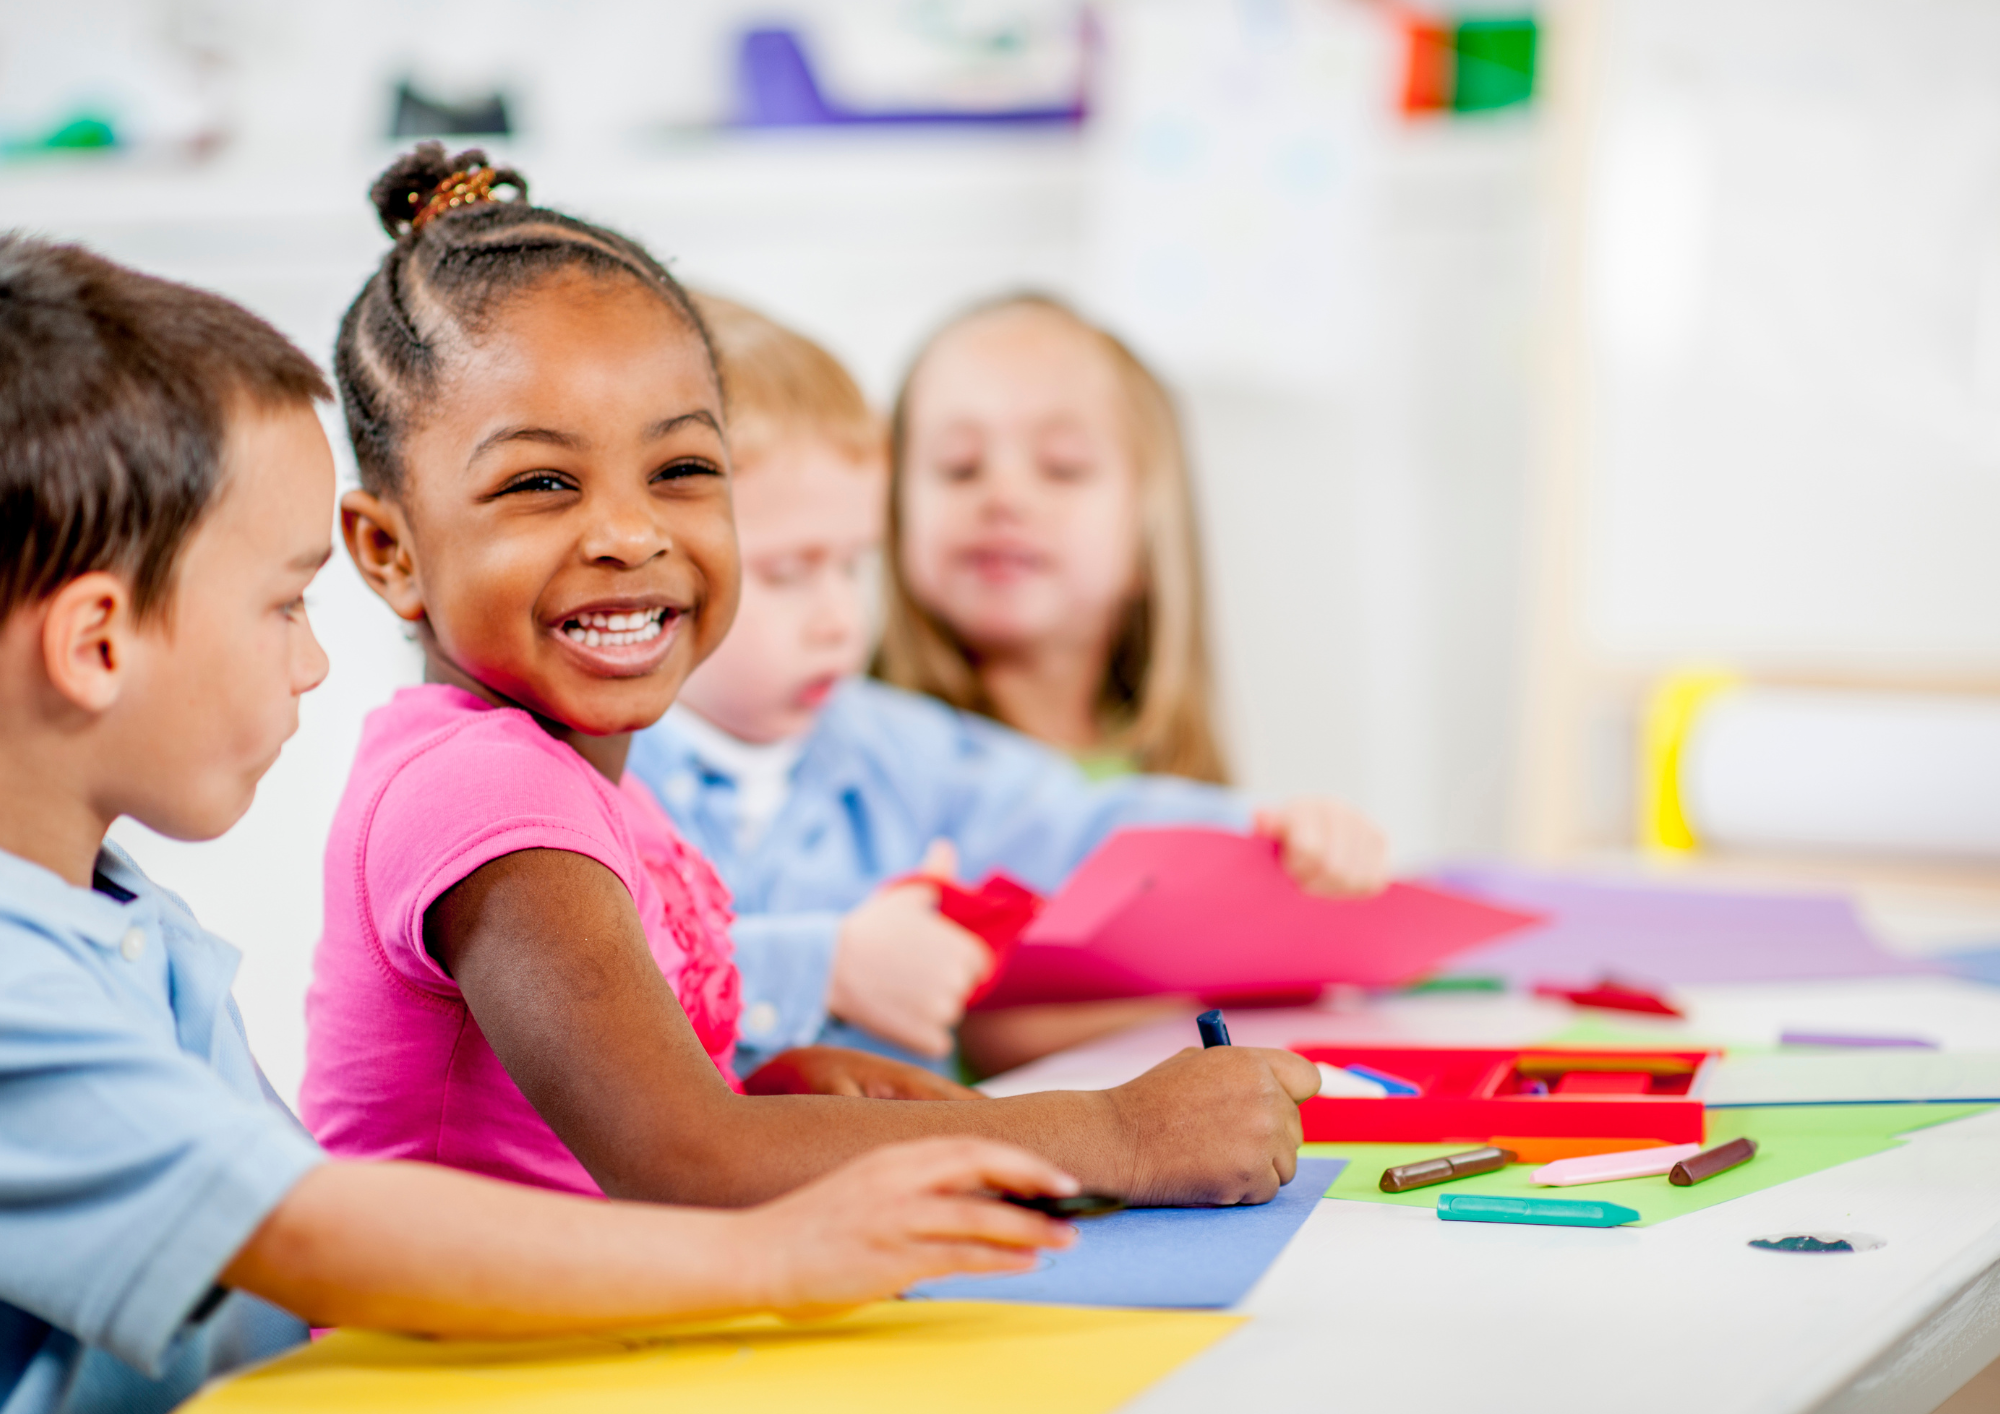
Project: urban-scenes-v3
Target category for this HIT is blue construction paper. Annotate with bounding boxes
[907,1158,1345,1309]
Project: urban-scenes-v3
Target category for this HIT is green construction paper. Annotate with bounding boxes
[1304,1104,1992,1227]
[1530,1015,1743,1052]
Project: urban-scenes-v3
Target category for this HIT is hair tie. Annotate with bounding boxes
[408,166,512,232]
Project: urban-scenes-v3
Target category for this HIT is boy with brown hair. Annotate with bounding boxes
[0,236,1079,1414]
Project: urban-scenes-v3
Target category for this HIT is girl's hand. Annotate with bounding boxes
[747,1137,1077,1318]
[745,1046,984,1100]
[1104,1045,1320,1206]
[827,840,991,1057]
[1252,798,1389,897]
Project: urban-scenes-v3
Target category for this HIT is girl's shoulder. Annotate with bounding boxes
[354,682,538,759]
[348,684,627,857]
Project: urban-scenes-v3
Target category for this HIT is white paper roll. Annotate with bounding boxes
[1682,687,2000,859]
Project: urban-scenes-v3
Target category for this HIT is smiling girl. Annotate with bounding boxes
[301,146,1320,1211]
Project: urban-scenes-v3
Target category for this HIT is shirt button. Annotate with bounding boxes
[742,1001,779,1040]
[119,927,146,962]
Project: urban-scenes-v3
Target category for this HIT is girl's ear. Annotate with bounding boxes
[341,490,426,622]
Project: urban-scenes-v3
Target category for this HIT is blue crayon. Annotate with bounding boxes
[1197,1009,1231,1048]
[1437,1193,1639,1228]
[1343,1063,1421,1096]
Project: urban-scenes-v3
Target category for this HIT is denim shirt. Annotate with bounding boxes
[627,678,1249,1073]
[0,843,323,1414]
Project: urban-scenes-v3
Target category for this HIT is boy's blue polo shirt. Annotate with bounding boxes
[628,677,1249,1074]
[0,842,323,1414]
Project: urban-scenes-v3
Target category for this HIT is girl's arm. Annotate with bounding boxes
[426,848,1316,1208]
[221,1138,1075,1335]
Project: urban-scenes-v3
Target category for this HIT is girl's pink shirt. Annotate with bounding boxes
[301,683,741,1196]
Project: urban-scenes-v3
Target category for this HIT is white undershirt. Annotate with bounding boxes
[667,707,807,852]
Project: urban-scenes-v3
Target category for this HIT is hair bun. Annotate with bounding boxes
[369,142,527,238]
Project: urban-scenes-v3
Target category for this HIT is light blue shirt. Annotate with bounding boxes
[0,843,324,1414]
[628,678,1250,1074]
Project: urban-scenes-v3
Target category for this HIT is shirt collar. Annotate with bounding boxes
[0,840,244,1060]
[0,841,146,949]
[666,706,808,785]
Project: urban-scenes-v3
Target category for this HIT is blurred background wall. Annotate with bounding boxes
[9,0,1996,1102]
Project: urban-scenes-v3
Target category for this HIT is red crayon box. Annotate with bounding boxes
[1294,1044,1716,1146]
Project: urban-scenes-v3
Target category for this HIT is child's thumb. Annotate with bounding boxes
[918,838,959,881]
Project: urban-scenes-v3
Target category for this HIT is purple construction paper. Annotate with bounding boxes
[1428,863,1942,987]
[1779,1031,1938,1049]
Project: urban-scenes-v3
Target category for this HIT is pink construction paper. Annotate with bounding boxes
[1432,863,1944,986]
[968,828,1541,1009]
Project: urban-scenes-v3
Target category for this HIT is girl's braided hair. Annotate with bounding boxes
[335,142,717,495]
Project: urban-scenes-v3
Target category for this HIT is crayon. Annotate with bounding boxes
[1315,1063,1390,1098]
[1493,1135,1666,1166]
[1400,975,1506,993]
[1668,1137,1757,1186]
[1437,1193,1640,1228]
[1514,1054,1697,1078]
[1779,1031,1936,1049]
[1530,1142,1701,1187]
[1379,1146,1515,1192]
[1197,1009,1231,1048]
[1003,1192,1128,1219]
[1342,1063,1420,1096]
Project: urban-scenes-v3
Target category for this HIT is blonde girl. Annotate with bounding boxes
[878,295,1227,782]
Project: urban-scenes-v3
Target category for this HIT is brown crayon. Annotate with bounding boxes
[1668,1137,1757,1186]
[1379,1146,1515,1193]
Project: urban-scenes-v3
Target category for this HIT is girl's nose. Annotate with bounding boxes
[581,490,670,565]
[975,449,1035,521]
[804,572,863,647]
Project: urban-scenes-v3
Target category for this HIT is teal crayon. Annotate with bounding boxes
[1436,1193,1639,1228]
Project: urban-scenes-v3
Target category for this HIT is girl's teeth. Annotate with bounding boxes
[562,610,666,650]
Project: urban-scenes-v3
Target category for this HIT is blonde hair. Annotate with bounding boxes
[875,295,1230,784]
[691,292,881,470]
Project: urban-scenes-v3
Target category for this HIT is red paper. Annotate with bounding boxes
[1532,979,1685,1017]
[928,875,1043,1006]
[953,828,1540,1010]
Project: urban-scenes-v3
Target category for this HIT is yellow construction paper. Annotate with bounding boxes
[186,1301,1244,1414]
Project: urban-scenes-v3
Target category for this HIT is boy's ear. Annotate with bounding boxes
[341,490,426,622]
[40,572,134,714]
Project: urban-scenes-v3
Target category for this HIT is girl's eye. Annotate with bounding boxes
[758,554,812,586]
[652,458,721,483]
[502,471,574,495]
[941,461,980,483]
[1043,460,1091,483]
[280,596,308,620]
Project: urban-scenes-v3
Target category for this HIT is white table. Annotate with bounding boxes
[980,980,2000,1414]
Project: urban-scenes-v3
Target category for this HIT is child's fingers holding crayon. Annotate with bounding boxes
[751,1138,1078,1315]
[1105,1045,1311,1207]
[1266,1044,1324,1102]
